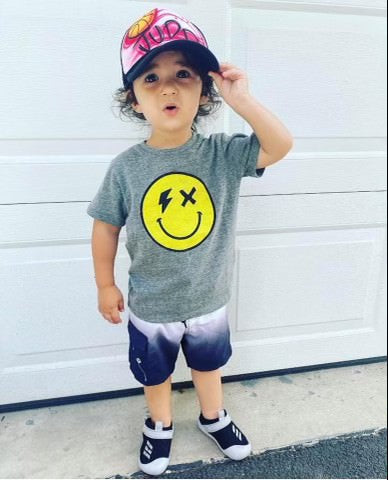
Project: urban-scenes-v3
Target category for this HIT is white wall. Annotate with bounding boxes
[0,0,386,405]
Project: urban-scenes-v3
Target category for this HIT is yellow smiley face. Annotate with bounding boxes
[141,173,216,251]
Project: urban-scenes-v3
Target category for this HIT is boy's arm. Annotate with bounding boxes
[209,64,293,168]
[233,96,293,169]
[91,219,121,288]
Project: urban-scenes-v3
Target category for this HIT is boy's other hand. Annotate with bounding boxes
[97,285,125,324]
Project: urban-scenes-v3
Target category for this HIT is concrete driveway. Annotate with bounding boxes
[0,361,386,478]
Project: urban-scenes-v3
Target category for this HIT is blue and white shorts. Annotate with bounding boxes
[127,304,233,386]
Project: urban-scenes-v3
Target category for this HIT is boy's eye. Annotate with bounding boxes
[144,70,192,83]
[177,69,191,78]
[144,73,158,83]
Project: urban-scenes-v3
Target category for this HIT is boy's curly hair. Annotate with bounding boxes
[111,49,223,133]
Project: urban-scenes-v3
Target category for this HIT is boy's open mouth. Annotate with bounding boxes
[163,105,180,116]
[163,102,178,110]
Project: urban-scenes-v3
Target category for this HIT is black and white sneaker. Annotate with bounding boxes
[138,417,174,476]
[197,409,251,461]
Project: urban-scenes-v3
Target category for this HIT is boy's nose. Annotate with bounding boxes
[162,88,177,96]
[161,80,178,95]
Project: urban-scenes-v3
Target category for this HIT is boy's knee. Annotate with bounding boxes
[143,374,172,389]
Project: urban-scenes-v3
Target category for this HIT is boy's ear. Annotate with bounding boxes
[132,101,143,113]
[127,88,142,113]
[199,94,209,106]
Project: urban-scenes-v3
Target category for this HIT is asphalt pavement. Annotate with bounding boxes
[123,427,387,479]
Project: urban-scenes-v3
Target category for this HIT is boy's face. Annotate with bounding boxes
[131,50,208,133]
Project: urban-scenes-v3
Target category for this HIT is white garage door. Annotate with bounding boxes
[0,0,386,405]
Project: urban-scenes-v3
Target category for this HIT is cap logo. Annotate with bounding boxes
[127,10,157,38]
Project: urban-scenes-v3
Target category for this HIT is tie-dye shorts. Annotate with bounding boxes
[127,304,233,386]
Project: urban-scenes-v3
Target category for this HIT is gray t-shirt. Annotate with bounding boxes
[87,131,265,323]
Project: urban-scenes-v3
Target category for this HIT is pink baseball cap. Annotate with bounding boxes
[120,8,220,89]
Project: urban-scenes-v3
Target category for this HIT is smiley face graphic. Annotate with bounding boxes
[141,173,216,251]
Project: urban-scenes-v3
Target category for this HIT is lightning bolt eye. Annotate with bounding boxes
[159,189,173,213]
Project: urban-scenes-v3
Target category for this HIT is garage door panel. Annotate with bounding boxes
[0,241,132,404]
[235,228,384,332]
[0,153,386,205]
[1,246,129,345]
[231,8,387,139]
[0,359,131,405]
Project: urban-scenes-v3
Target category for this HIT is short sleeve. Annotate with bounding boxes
[86,161,128,227]
[223,132,266,179]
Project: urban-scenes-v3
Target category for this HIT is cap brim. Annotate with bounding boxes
[122,40,220,88]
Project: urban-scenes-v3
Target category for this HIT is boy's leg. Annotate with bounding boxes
[192,367,252,461]
[143,374,173,427]
[184,311,251,461]
[140,375,174,476]
[191,368,224,420]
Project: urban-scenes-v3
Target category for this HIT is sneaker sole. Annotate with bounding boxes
[138,457,170,476]
[197,419,252,461]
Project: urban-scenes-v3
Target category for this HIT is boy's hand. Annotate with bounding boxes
[208,62,252,111]
[97,285,125,324]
